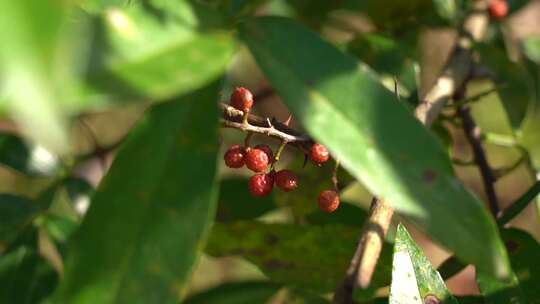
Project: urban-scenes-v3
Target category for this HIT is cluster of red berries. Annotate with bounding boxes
[225,143,297,195]
[489,0,508,20]
[223,87,341,213]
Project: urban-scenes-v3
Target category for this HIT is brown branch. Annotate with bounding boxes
[220,120,309,144]
[333,198,395,304]
[414,0,488,125]
[333,2,490,302]
[219,103,313,149]
[457,105,499,216]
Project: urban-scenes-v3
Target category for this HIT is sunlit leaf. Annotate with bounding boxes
[523,36,540,64]
[85,1,234,101]
[0,1,74,153]
[389,224,458,304]
[240,16,510,279]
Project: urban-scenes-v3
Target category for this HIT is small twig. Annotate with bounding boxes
[439,113,462,126]
[493,155,526,180]
[244,132,254,147]
[452,157,476,166]
[76,131,129,165]
[446,85,506,108]
[438,255,467,280]
[480,132,519,148]
[331,160,340,191]
[497,180,540,225]
[272,140,288,166]
[457,105,499,216]
[78,119,108,170]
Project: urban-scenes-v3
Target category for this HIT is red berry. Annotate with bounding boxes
[310,143,329,165]
[489,0,508,20]
[224,145,245,168]
[249,173,274,197]
[245,148,269,172]
[254,144,274,163]
[317,190,340,213]
[275,170,298,192]
[230,87,254,112]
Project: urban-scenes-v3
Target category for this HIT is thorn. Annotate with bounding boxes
[284,115,293,127]
[303,154,309,168]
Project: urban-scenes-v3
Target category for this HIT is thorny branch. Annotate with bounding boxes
[219,103,312,150]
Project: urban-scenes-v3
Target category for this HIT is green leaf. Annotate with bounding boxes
[497,181,540,225]
[0,132,60,176]
[476,271,527,304]
[523,36,540,64]
[42,214,79,243]
[390,224,458,304]
[183,281,281,304]
[345,0,448,28]
[476,230,536,304]
[53,81,222,304]
[432,0,460,22]
[286,288,331,304]
[503,229,540,302]
[518,62,540,220]
[0,239,58,303]
[0,194,39,245]
[208,0,272,19]
[80,0,130,13]
[64,177,95,202]
[240,16,510,279]
[477,43,533,129]
[0,1,73,154]
[283,1,343,28]
[206,221,392,293]
[217,178,276,222]
[0,133,31,175]
[508,0,531,15]
[86,1,234,101]
[347,33,418,96]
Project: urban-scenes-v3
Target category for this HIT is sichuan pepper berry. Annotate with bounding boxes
[254,144,274,163]
[230,87,254,112]
[249,173,274,197]
[245,148,269,172]
[224,145,245,168]
[317,190,340,213]
[310,143,330,165]
[489,0,508,20]
[275,170,298,192]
